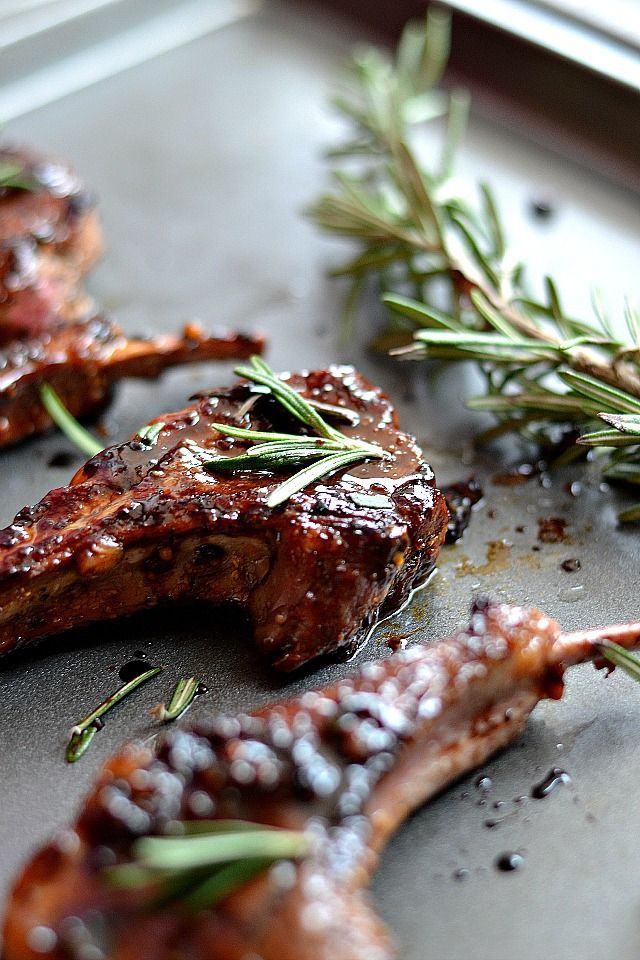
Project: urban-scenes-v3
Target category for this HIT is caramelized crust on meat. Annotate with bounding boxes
[0,365,447,668]
[0,316,264,448]
[0,146,103,342]
[3,600,563,960]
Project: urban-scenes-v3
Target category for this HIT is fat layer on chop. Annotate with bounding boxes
[0,365,448,669]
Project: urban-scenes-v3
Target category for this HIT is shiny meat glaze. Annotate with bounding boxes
[0,365,447,668]
[0,146,103,342]
[0,316,264,448]
[3,600,563,960]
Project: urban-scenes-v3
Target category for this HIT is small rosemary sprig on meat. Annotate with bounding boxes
[308,11,640,521]
[205,356,386,507]
[66,666,162,762]
[106,819,310,910]
[0,161,39,191]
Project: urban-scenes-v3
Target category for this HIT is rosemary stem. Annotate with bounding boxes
[72,666,163,736]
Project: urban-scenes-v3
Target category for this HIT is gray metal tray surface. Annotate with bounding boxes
[1,3,640,958]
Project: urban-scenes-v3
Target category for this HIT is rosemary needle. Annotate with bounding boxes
[0,161,39,191]
[106,820,310,911]
[596,640,640,684]
[66,666,163,763]
[40,383,102,458]
[159,676,202,722]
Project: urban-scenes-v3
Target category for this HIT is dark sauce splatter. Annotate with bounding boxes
[442,477,483,544]
[47,451,76,468]
[529,197,555,220]
[495,852,524,872]
[561,558,581,573]
[118,660,151,683]
[531,767,571,799]
[484,817,505,829]
[196,682,209,696]
[537,516,569,543]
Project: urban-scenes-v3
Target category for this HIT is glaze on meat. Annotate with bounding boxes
[0,146,102,342]
[2,599,569,960]
[0,365,448,668]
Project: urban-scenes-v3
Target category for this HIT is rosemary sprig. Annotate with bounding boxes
[205,356,386,507]
[596,640,640,683]
[40,384,102,458]
[138,421,165,444]
[40,382,168,456]
[309,12,640,520]
[106,819,310,910]
[159,676,201,722]
[66,666,162,762]
[0,161,39,191]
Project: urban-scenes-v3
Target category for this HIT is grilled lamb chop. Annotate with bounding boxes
[0,365,447,668]
[5,599,640,960]
[0,316,264,449]
[0,146,102,343]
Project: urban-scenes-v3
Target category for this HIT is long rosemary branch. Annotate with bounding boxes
[308,11,640,520]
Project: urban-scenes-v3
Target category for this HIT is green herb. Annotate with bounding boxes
[596,640,640,683]
[138,421,165,444]
[40,385,167,456]
[39,384,102,458]
[66,666,162,762]
[309,12,640,521]
[159,676,201,722]
[205,356,386,507]
[106,819,310,911]
[0,161,39,191]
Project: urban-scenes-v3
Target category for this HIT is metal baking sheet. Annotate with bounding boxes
[1,3,640,958]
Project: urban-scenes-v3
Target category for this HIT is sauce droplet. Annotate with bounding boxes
[118,660,151,683]
[538,516,568,543]
[495,852,524,872]
[531,767,571,799]
[561,558,581,573]
[47,451,75,468]
[474,775,492,792]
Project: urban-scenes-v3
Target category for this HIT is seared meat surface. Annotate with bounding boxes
[0,146,102,342]
[6,600,638,960]
[0,365,447,668]
[0,316,264,448]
